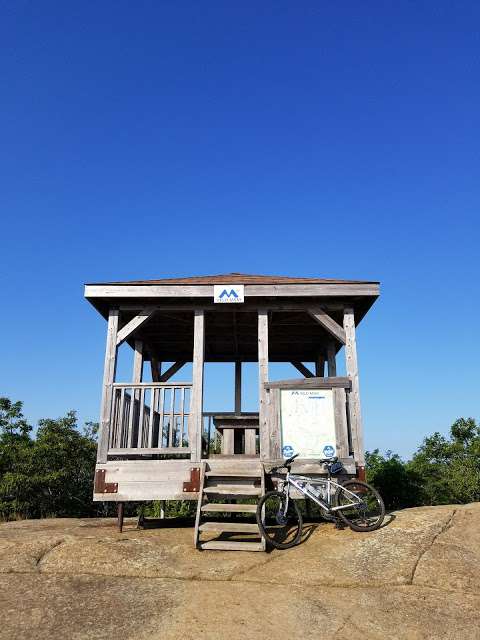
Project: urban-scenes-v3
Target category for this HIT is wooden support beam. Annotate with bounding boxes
[116,308,156,346]
[98,309,119,463]
[132,340,144,382]
[189,310,205,462]
[307,306,346,344]
[258,310,269,460]
[150,355,161,382]
[264,376,351,390]
[327,341,337,377]
[159,361,187,382]
[235,360,242,413]
[86,282,380,299]
[315,356,325,377]
[291,361,315,378]
[343,308,364,468]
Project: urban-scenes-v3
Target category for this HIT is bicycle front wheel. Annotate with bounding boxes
[256,490,303,549]
[335,480,385,532]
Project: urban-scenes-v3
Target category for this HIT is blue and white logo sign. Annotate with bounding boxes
[282,444,295,458]
[323,444,336,458]
[213,284,245,303]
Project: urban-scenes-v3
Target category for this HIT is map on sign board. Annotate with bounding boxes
[280,389,336,459]
[213,284,245,303]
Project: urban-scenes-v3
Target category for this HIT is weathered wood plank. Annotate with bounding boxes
[235,360,242,413]
[86,282,380,299]
[132,340,143,448]
[199,540,263,551]
[267,388,281,460]
[150,355,161,382]
[315,355,325,377]
[201,503,257,513]
[221,428,234,455]
[264,376,351,390]
[244,428,257,455]
[343,308,364,468]
[190,310,205,461]
[97,309,119,463]
[307,306,346,344]
[258,310,269,460]
[194,461,206,548]
[333,387,349,458]
[327,341,337,377]
[199,522,259,533]
[113,382,192,388]
[116,308,156,345]
[107,447,191,455]
[291,361,315,378]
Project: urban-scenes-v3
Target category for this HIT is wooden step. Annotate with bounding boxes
[199,522,259,533]
[205,470,260,478]
[201,503,257,513]
[199,540,264,552]
[203,486,261,496]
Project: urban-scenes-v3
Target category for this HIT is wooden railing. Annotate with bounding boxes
[108,383,192,455]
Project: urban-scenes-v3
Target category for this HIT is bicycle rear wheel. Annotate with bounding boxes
[335,480,385,532]
[256,490,303,549]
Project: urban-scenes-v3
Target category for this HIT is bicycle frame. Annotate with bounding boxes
[279,470,364,514]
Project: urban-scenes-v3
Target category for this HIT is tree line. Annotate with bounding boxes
[0,396,479,520]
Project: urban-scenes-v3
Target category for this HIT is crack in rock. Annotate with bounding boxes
[35,539,64,569]
[409,509,456,585]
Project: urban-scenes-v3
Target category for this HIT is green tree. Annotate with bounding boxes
[365,449,422,509]
[408,418,480,505]
[0,398,99,520]
[0,398,35,519]
[32,411,98,517]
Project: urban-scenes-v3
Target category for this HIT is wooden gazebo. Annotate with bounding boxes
[85,273,379,550]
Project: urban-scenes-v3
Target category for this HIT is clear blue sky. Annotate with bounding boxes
[1,2,479,458]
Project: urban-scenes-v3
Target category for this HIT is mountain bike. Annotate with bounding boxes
[256,453,385,549]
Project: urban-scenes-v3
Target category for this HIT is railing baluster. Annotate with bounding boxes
[168,388,175,447]
[127,386,135,447]
[207,414,212,456]
[107,383,192,454]
[159,387,165,447]
[137,387,145,448]
[179,387,185,446]
[148,387,156,447]
[118,388,126,448]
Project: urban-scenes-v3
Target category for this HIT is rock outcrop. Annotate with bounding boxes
[1,503,479,639]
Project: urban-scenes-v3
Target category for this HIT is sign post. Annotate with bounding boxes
[280,389,337,458]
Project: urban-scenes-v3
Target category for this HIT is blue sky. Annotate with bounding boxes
[1,2,479,458]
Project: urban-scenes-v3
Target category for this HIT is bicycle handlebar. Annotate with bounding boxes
[268,453,299,473]
[267,454,340,474]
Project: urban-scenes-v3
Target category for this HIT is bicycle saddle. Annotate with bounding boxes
[318,456,339,464]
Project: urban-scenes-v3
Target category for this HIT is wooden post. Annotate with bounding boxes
[133,340,143,382]
[315,355,325,377]
[117,502,124,533]
[190,309,205,462]
[327,342,337,377]
[343,308,365,470]
[258,310,269,460]
[97,309,119,463]
[132,340,143,447]
[151,355,161,382]
[235,360,242,413]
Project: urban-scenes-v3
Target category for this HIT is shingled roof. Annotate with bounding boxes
[88,272,379,285]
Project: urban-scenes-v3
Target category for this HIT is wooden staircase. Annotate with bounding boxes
[194,460,266,551]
